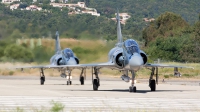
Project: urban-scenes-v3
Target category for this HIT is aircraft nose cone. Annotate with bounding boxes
[129,53,144,67]
[66,58,77,65]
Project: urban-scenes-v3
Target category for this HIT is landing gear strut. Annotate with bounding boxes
[79,68,85,85]
[67,70,72,85]
[129,70,136,93]
[40,68,45,85]
[92,67,100,91]
[149,67,158,91]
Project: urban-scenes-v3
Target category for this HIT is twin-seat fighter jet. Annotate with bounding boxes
[16,10,193,92]
[16,31,84,85]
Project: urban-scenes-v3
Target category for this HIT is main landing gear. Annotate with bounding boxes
[40,68,45,85]
[148,67,158,91]
[129,70,136,93]
[79,68,85,85]
[92,67,100,91]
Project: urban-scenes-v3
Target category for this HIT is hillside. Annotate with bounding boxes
[0,0,199,40]
[0,1,200,63]
[83,0,200,24]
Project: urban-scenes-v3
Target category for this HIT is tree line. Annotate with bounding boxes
[0,0,200,63]
[143,12,200,62]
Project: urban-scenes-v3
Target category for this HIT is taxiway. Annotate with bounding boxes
[0,76,200,111]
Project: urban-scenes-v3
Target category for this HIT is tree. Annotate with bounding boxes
[4,44,34,62]
[143,12,188,46]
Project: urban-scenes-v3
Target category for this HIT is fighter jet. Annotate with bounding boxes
[54,10,193,92]
[16,10,193,92]
[16,31,83,85]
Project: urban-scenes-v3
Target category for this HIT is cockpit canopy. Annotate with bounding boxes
[124,39,140,54]
[63,48,74,58]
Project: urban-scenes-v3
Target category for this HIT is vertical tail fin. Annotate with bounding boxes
[116,9,123,44]
[55,31,61,53]
[116,9,126,67]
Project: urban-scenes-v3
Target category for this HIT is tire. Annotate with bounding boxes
[40,77,45,85]
[129,86,136,92]
[93,79,98,91]
[129,86,133,92]
[150,79,156,91]
[70,81,72,85]
[133,86,136,92]
[80,76,84,85]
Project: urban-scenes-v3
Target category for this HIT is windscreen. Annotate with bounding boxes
[63,48,74,58]
[124,39,139,54]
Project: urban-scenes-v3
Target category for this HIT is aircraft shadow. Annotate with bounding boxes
[66,89,194,93]
[48,84,91,86]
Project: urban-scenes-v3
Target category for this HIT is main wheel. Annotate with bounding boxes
[133,86,136,92]
[70,81,72,85]
[67,81,72,85]
[80,76,84,85]
[93,79,98,91]
[40,77,45,85]
[150,79,156,91]
[129,86,133,92]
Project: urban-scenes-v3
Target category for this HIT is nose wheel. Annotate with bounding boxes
[67,81,72,85]
[129,86,136,92]
[66,70,72,85]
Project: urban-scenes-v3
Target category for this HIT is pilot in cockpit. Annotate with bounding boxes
[63,48,74,59]
[124,39,139,55]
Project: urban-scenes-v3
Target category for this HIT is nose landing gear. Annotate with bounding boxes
[129,70,136,93]
[66,70,72,85]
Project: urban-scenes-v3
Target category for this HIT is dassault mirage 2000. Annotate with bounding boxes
[16,10,193,92]
[54,10,193,92]
[16,31,85,85]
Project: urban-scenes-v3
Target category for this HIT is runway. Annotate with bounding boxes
[0,76,200,111]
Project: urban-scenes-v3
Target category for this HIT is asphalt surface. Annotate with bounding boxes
[0,76,200,111]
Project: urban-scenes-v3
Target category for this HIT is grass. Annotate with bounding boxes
[5,104,200,112]
[50,101,65,112]
[15,107,24,112]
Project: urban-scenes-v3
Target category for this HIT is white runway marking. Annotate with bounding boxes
[0,96,200,111]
